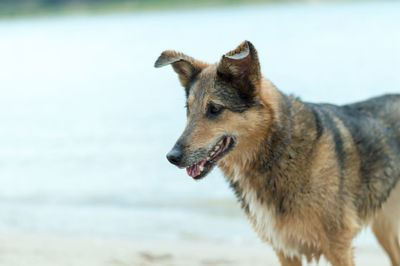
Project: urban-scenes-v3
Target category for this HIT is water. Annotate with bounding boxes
[0,1,399,245]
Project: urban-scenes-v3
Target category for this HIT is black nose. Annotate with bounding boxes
[166,148,183,166]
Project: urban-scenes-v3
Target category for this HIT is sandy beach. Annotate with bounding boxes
[0,231,390,266]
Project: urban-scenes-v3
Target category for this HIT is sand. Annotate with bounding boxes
[0,231,391,266]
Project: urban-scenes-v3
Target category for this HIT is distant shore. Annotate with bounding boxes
[0,0,374,19]
[0,231,390,266]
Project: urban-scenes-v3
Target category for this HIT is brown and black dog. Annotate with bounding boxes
[155,41,400,266]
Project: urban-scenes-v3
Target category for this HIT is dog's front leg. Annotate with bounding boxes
[324,241,355,266]
[275,250,302,266]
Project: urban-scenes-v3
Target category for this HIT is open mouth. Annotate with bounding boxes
[186,136,235,180]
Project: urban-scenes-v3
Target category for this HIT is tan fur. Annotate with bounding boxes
[185,66,273,160]
[276,250,302,266]
[220,81,361,264]
[157,41,400,266]
[372,181,400,266]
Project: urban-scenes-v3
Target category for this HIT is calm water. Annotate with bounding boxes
[0,1,399,245]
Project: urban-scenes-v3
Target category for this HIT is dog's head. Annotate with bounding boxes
[155,41,273,179]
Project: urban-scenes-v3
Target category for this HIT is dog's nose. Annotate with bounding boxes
[166,148,183,166]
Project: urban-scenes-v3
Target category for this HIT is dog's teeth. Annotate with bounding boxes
[199,166,204,172]
[210,152,215,156]
[206,156,211,160]
[215,145,220,150]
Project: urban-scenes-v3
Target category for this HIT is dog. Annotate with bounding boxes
[155,41,400,266]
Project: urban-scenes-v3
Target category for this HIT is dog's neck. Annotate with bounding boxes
[219,79,318,215]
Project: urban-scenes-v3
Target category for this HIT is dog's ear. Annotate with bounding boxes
[217,41,261,101]
[154,50,208,97]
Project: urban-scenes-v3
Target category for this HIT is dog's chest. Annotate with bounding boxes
[231,169,301,258]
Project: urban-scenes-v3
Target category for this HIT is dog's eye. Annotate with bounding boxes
[207,103,224,118]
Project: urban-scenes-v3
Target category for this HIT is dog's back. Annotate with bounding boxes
[344,93,400,139]
[343,94,400,214]
[307,94,400,219]
[343,95,400,265]
[305,94,400,264]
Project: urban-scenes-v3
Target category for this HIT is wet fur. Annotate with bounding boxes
[156,41,400,266]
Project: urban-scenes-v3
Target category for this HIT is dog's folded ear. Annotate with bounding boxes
[217,41,261,101]
[154,50,208,96]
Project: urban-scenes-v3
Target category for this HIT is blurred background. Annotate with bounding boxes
[0,0,399,265]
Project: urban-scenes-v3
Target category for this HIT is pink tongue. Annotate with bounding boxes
[186,159,207,178]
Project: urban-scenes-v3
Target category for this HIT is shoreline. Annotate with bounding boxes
[0,0,380,20]
[0,231,389,266]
